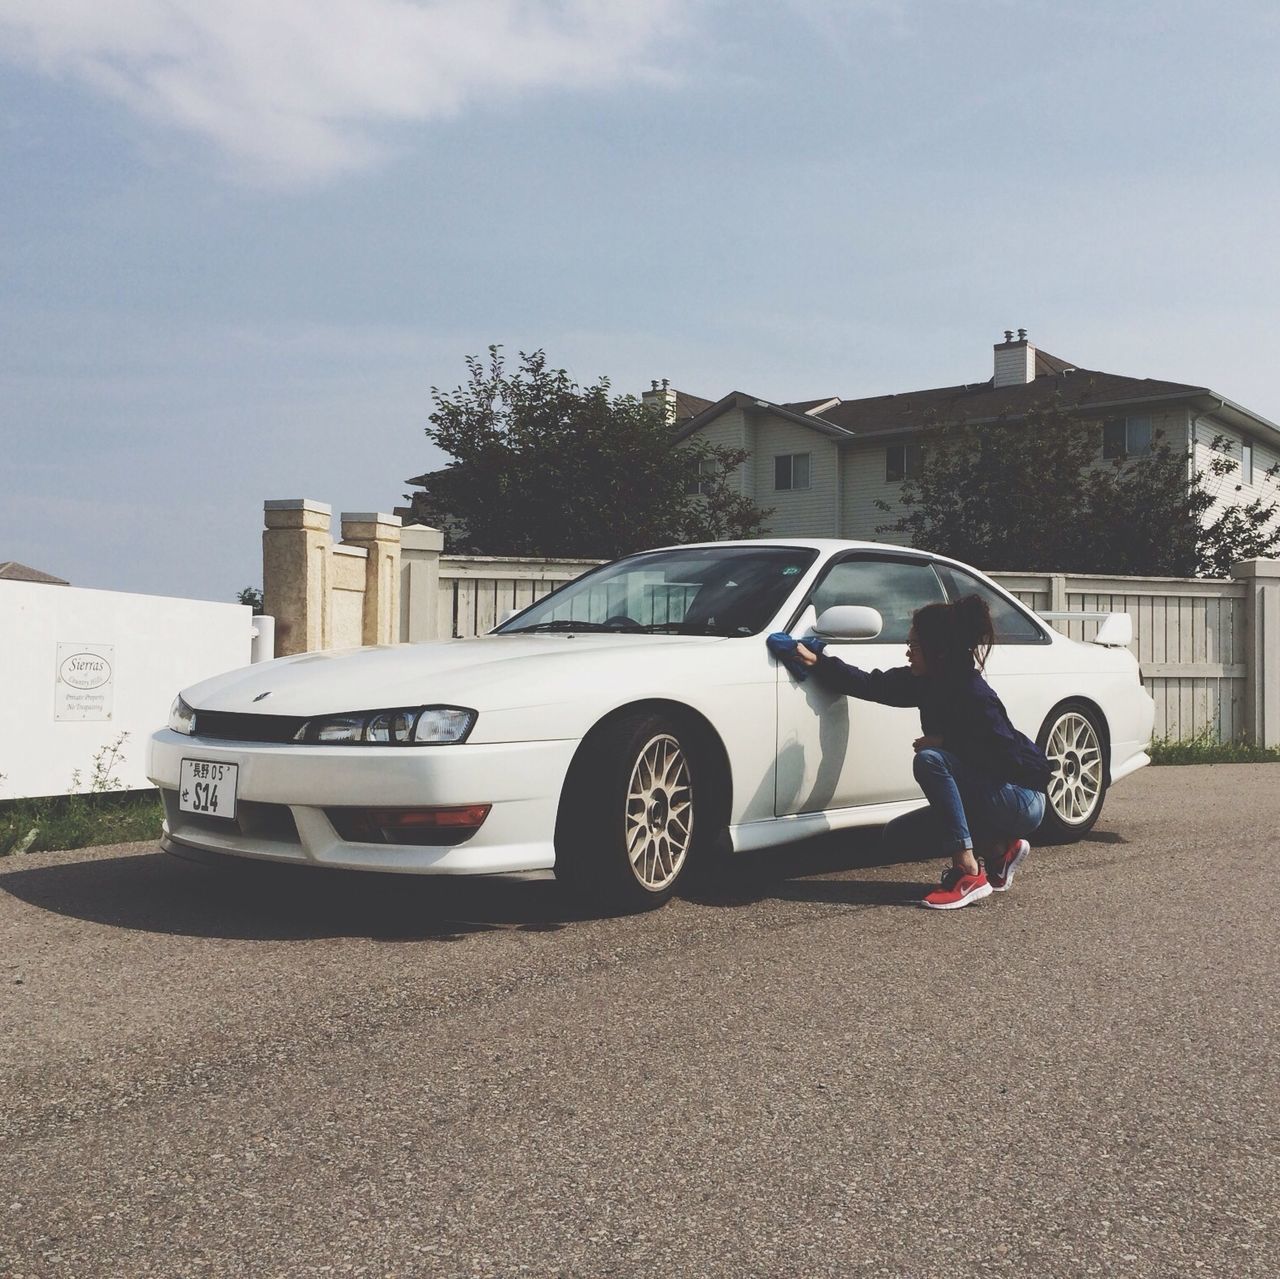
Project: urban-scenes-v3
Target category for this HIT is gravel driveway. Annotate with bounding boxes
[2,764,1277,1278]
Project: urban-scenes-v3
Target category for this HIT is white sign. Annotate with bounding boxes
[55,643,115,722]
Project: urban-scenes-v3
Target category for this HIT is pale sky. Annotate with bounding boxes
[3,0,1278,601]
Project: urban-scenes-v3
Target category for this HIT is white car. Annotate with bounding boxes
[149,540,1154,909]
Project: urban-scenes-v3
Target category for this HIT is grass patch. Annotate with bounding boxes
[1149,730,1280,766]
[1,732,165,855]
[0,788,164,855]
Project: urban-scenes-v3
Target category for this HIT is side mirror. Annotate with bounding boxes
[813,605,883,641]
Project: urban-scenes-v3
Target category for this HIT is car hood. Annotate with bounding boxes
[182,633,729,717]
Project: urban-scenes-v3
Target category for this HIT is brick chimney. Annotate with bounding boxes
[993,328,1036,387]
[642,378,677,424]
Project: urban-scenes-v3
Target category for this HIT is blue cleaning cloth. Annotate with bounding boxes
[766,632,828,682]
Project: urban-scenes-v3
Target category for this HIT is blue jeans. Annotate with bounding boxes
[882,748,1046,859]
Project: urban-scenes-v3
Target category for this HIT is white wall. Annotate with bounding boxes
[0,583,254,799]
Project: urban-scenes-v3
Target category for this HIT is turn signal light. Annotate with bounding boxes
[326,805,491,846]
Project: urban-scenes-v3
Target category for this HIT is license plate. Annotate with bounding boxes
[179,759,239,820]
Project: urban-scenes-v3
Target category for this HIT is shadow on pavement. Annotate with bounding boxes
[687,822,1129,910]
[685,828,938,910]
[0,847,593,942]
[1,824,1129,940]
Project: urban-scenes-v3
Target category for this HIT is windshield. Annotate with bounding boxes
[497,545,819,638]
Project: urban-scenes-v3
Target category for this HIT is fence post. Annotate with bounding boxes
[263,499,332,656]
[340,512,402,646]
[1233,557,1280,748]
[400,526,445,642]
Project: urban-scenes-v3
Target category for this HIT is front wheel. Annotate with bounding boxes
[1036,702,1108,841]
[555,712,700,911]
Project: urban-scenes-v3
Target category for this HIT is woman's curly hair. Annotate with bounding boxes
[912,594,995,673]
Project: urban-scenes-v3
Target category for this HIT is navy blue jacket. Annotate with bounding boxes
[812,653,1054,792]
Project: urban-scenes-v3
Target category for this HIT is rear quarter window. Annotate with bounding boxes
[935,565,1048,644]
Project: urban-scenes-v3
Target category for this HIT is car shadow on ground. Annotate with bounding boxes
[686,824,1130,911]
[0,847,590,943]
[0,826,1127,941]
[684,829,936,911]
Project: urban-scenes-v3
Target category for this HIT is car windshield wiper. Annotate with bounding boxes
[503,620,745,636]
[610,622,745,636]
[502,620,621,633]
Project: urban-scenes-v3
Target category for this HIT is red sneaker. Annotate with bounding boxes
[922,864,992,910]
[988,839,1031,892]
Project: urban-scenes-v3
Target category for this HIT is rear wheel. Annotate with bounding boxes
[555,711,702,911]
[1036,701,1108,841]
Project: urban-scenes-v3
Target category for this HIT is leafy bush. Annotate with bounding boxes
[1149,729,1280,766]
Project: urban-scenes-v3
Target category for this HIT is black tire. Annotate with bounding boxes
[555,711,708,912]
[1036,700,1109,842]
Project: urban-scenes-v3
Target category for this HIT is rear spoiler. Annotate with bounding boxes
[1037,611,1133,648]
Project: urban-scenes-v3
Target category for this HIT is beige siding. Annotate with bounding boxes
[1192,415,1280,524]
[750,413,839,536]
[840,441,914,545]
[682,408,753,494]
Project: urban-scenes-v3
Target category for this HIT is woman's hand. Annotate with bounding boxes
[912,735,944,752]
[794,642,819,667]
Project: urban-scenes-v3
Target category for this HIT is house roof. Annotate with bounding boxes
[818,352,1213,436]
[674,390,715,420]
[0,561,69,585]
[674,391,859,443]
[677,346,1280,445]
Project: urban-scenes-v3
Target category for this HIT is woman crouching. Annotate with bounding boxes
[796,595,1052,909]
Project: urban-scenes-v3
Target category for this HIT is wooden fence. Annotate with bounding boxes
[400,537,1277,745]
[261,507,1279,746]
[989,573,1249,743]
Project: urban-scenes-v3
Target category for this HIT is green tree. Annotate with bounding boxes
[237,586,265,614]
[402,347,770,556]
[876,399,1280,576]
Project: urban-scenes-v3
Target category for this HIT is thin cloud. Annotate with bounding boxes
[0,0,697,185]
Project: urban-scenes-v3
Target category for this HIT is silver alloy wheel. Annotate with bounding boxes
[624,733,694,891]
[1044,711,1104,826]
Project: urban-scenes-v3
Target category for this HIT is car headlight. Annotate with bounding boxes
[293,705,477,746]
[169,695,196,735]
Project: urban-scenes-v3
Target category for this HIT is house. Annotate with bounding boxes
[656,332,1280,544]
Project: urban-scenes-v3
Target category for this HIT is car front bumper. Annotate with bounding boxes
[147,728,577,874]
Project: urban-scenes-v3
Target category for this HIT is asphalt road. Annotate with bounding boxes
[2,764,1277,1278]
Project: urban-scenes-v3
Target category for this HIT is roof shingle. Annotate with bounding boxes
[0,561,69,585]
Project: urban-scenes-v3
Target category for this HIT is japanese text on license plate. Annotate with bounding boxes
[179,759,238,820]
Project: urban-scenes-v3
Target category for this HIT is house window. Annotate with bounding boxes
[1242,441,1254,485]
[686,459,716,496]
[774,453,811,491]
[886,443,922,482]
[1103,416,1153,459]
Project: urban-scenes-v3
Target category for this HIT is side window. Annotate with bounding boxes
[810,557,945,643]
[935,565,1046,644]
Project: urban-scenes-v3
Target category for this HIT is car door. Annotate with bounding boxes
[775,553,948,815]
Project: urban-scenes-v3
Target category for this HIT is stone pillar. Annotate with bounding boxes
[263,499,333,657]
[1233,557,1280,747]
[400,525,445,642]
[340,512,402,646]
